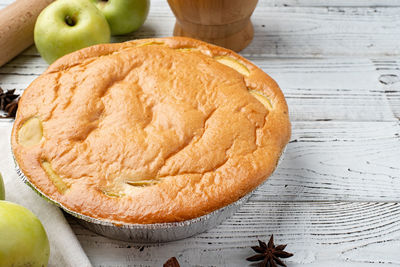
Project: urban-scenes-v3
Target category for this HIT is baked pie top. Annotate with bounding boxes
[11,37,290,224]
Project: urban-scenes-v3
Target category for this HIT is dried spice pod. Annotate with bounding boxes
[0,87,19,118]
[246,235,293,267]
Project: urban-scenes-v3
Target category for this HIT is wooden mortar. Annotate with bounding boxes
[167,0,258,52]
[0,0,54,67]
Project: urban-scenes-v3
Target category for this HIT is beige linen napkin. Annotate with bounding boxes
[0,122,92,267]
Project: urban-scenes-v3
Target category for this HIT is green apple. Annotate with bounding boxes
[0,201,50,267]
[34,0,111,64]
[90,0,150,35]
[0,174,4,200]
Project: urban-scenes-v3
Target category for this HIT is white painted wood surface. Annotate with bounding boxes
[1,0,400,266]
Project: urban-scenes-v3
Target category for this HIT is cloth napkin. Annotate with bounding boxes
[0,122,93,267]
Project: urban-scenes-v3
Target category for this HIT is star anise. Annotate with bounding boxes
[0,87,20,118]
[246,235,293,267]
[163,257,180,267]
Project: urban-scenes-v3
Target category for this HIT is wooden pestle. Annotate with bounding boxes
[0,0,54,67]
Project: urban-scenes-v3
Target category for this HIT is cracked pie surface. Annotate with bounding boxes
[11,37,291,224]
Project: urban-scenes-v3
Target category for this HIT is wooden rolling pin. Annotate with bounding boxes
[0,0,54,67]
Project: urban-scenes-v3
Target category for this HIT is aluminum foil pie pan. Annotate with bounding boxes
[13,149,286,243]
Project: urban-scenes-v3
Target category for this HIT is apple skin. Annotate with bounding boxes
[0,201,50,267]
[34,0,111,64]
[90,0,150,35]
[0,174,4,200]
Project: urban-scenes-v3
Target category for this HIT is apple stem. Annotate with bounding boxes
[64,16,75,26]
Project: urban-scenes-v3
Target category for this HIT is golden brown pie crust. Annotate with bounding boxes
[11,37,291,224]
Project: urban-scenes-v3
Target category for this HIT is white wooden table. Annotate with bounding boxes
[1,0,400,266]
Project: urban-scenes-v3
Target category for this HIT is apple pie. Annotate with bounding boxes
[11,37,290,224]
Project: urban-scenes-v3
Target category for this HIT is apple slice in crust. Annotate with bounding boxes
[214,56,250,77]
[136,41,165,47]
[126,179,160,187]
[101,189,125,198]
[41,161,69,194]
[18,117,43,147]
[249,90,273,110]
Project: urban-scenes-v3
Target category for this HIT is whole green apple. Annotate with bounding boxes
[0,174,4,200]
[34,0,111,64]
[0,201,50,267]
[90,0,150,35]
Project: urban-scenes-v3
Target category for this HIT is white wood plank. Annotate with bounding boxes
[255,121,400,202]
[2,57,398,122]
[374,59,400,120]
[243,6,400,57]
[262,0,400,7]
[2,0,400,9]
[255,58,400,122]
[2,3,399,57]
[68,201,400,266]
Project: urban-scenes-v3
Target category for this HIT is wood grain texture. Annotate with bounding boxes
[0,0,399,266]
[68,201,400,266]
[260,0,400,7]
[3,0,400,8]
[2,1,400,57]
[252,121,400,202]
